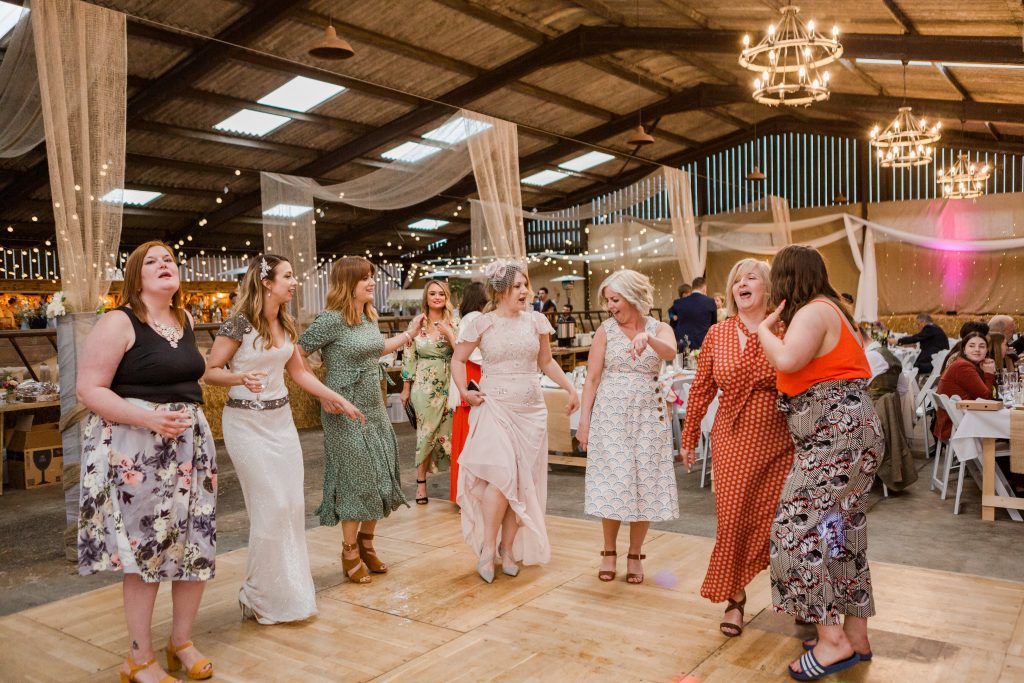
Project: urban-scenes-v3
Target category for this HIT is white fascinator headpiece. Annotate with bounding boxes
[259,257,271,279]
[483,258,526,293]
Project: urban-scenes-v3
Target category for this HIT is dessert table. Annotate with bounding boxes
[949,407,1023,522]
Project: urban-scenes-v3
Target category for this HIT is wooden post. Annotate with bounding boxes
[981,437,995,522]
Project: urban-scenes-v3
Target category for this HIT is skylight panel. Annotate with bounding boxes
[263,203,312,218]
[855,58,931,66]
[100,189,162,206]
[942,61,1024,70]
[522,170,569,187]
[558,151,615,172]
[381,141,442,163]
[0,2,28,41]
[422,116,492,145]
[214,109,291,137]
[408,219,449,231]
[257,76,345,113]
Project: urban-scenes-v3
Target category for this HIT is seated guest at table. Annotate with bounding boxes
[668,283,691,346]
[680,258,792,637]
[77,241,216,683]
[940,321,989,374]
[576,269,678,585]
[861,329,905,401]
[453,260,578,583]
[450,282,488,504]
[758,245,883,681]
[987,315,1018,369]
[897,313,950,377]
[934,331,996,441]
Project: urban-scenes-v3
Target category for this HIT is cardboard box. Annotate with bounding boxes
[6,422,63,489]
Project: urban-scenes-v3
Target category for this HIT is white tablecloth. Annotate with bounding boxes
[950,408,1009,463]
[892,346,920,371]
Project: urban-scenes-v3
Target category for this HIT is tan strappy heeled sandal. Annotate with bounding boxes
[342,541,371,584]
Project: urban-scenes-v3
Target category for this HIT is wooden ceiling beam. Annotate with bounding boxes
[132,121,320,158]
[881,0,918,34]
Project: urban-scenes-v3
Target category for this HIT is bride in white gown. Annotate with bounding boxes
[205,255,364,624]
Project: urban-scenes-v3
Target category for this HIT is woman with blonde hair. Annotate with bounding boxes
[298,257,423,584]
[401,280,456,504]
[680,258,793,638]
[453,260,578,582]
[576,269,678,584]
[77,241,215,682]
[204,254,364,623]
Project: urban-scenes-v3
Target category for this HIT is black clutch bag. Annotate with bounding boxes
[405,401,417,429]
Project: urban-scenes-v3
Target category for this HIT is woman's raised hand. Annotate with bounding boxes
[406,314,426,339]
[627,332,650,359]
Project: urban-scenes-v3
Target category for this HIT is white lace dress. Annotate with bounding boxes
[584,317,679,521]
[455,310,555,565]
[218,315,317,624]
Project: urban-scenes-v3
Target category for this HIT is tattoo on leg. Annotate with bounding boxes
[131,640,139,651]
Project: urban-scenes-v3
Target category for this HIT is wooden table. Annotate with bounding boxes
[949,408,1023,522]
[0,399,60,495]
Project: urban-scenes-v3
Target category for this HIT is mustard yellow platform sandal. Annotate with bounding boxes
[119,655,179,683]
[165,640,213,680]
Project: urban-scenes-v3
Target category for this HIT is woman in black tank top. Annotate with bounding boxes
[76,241,217,683]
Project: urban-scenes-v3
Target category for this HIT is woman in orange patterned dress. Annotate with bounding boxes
[679,259,793,637]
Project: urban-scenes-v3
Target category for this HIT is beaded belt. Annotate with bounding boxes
[226,396,290,411]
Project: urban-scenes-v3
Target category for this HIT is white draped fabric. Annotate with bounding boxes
[33,0,126,314]
[467,114,524,259]
[0,1,44,157]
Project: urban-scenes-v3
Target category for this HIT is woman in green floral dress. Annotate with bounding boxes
[298,257,421,584]
[400,280,456,504]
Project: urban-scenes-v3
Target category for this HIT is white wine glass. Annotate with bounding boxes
[250,370,268,411]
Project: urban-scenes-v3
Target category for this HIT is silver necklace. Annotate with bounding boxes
[152,320,183,348]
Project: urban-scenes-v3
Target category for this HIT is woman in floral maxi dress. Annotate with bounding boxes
[77,241,216,683]
[401,280,455,504]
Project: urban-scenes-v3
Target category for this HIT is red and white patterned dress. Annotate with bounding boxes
[680,316,793,603]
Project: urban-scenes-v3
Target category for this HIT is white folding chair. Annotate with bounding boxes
[696,393,720,488]
[669,378,690,450]
[915,366,943,458]
[931,394,963,505]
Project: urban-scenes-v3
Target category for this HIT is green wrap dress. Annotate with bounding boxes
[298,311,407,524]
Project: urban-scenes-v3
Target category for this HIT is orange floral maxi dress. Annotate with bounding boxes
[680,317,793,602]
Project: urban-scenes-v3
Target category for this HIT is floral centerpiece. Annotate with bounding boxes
[1,374,20,402]
[46,291,67,319]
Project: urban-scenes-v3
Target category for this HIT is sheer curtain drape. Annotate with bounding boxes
[0,1,43,157]
[34,0,126,313]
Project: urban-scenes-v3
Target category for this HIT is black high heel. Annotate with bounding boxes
[416,479,428,505]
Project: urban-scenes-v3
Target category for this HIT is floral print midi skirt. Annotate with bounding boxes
[770,380,884,625]
[77,400,217,583]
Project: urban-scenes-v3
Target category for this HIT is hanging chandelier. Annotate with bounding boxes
[739,5,842,107]
[868,60,941,168]
[937,154,990,199]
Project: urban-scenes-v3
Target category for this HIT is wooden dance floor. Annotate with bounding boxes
[3,504,1023,682]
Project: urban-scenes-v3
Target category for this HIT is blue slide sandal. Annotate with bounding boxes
[789,650,861,681]
[802,639,873,661]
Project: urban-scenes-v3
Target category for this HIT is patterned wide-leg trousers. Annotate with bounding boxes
[770,379,885,625]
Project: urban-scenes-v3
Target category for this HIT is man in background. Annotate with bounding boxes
[537,287,557,314]
[897,313,950,377]
[670,277,717,351]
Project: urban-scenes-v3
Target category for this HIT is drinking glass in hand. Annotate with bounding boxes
[250,370,269,411]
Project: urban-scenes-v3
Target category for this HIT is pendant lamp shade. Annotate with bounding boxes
[309,25,355,60]
[627,124,655,146]
[745,165,766,182]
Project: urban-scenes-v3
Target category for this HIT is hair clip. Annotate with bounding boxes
[260,257,271,279]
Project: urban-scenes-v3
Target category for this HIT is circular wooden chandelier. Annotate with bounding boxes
[869,107,942,168]
[739,6,842,107]
[938,154,991,199]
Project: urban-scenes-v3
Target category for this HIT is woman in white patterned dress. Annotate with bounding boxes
[204,255,364,623]
[577,269,679,584]
[452,260,579,583]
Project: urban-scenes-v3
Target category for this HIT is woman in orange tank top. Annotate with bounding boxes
[756,246,883,682]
